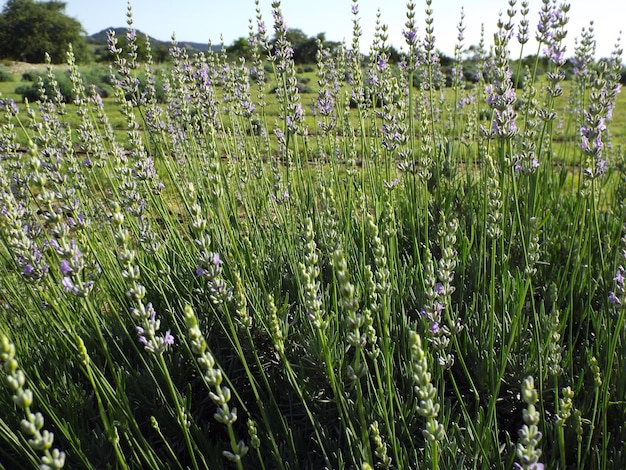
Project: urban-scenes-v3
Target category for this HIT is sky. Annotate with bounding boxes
[6,0,625,59]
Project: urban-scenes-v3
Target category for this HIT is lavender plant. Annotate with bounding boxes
[1,0,625,468]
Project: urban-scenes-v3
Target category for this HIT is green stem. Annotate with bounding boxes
[157,354,200,470]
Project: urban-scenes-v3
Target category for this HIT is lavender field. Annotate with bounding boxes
[1,0,625,468]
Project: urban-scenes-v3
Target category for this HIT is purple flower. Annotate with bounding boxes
[136,326,148,345]
[0,98,19,115]
[209,252,222,266]
[59,260,72,275]
[609,291,621,305]
[22,264,35,276]
[384,178,399,190]
[62,277,74,291]
[614,267,624,286]
[531,158,540,171]
[403,30,417,45]
[164,331,175,346]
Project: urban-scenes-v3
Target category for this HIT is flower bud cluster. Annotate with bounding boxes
[184,305,248,463]
[112,204,173,354]
[49,238,96,298]
[517,1,530,45]
[266,295,285,355]
[108,25,164,202]
[66,46,105,169]
[319,186,340,252]
[546,305,563,377]
[571,24,595,88]
[513,70,541,174]
[366,214,390,297]
[524,217,541,277]
[369,420,392,468]
[314,44,340,134]
[233,271,252,329]
[0,164,49,284]
[482,20,518,139]
[420,216,460,369]
[582,38,623,179]
[133,303,175,354]
[516,376,543,469]
[1,335,66,469]
[557,387,575,427]
[420,250,446,339]
[298,218,324,329]
[24,141,98,296]
[332,247,371,382]
[332,248,359,315]
[485,156,503,239]
[609,225,626,308]
[403,2,419,71]
[379,77,408,153]
[270,1,304,135]
[361,266,380,360]
[234,59,256,119]
[247,419,261,450]
[345,0,367,111]
[187,185,232,305]
[437,216,458,299]
[590,356,602,387]
[249,1,268,109]
[408,331,445,442]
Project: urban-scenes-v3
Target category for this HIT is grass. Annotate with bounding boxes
[1,0,626,469]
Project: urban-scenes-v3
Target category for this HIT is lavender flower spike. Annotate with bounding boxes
[135,303,175,354]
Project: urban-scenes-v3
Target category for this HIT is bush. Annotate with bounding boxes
[14,67,118,102]
[0,67,13,82]
[21,71,36,82]
[270,82,313,94]
[15,72,76,102]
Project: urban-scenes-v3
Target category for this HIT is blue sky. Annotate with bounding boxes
[9,0,624,59]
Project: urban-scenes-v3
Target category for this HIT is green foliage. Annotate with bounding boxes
[269,29,339,64]
[226,37,252,60]
[0,66,13,82]
[0,0,90,64]
[13,66,118,102]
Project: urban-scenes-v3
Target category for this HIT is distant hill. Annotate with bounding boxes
[86,28,221,54]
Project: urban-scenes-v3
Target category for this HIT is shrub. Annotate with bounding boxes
[14,67,120,102]
[21,71,36,82]
[0,67,13,82]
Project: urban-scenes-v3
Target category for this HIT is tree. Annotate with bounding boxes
[269,29,336,64]
[0,0,89,63]
[226,37,252,60]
